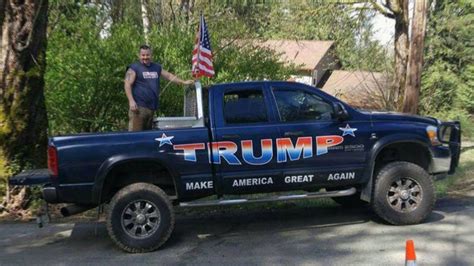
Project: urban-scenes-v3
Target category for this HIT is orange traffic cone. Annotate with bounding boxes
[405,240,417,266]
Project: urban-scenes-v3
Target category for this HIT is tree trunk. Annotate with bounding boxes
[392,0,409,110]
[110,0,124,24]
[366,0,410,110]
[179,0,194,24]
[0,0,49,215]
[402,0,428,114]
[148,0,162,25]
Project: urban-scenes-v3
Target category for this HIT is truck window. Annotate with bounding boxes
[273,89,333,122]
[223,89,268,124]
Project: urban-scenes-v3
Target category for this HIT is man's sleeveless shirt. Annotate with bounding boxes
[129,62,162,110]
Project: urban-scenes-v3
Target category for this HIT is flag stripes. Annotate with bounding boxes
[192,15,214,78]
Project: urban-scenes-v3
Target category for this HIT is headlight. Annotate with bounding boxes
[426,125,441,145]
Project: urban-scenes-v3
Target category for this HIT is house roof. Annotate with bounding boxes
[321,70,391,110]
[234,40,335,71]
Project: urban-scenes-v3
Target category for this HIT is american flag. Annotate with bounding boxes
[192,15,214,78]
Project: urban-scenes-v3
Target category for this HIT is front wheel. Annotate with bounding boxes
[106,183,175,253]
[372,162,435,225]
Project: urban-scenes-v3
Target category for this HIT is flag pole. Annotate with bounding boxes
[193,13,210,120]
[195,80,203,119]
[194,14,203,120]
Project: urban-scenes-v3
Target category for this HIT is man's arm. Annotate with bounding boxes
[124,68,138,112]
[161,69,194,86]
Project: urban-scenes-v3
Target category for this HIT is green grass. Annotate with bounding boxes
[435,144,474,198]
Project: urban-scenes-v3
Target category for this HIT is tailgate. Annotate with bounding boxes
[9,169,51,186]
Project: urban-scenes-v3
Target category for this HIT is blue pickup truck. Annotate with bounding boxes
[10,81,461,253]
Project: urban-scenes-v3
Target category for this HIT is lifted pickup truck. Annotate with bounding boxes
[10,81,461,253]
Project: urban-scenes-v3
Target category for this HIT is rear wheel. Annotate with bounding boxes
[372,162,435,225]
[106,183,175,253]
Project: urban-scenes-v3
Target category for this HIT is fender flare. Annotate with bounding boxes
[91,153,179,204]
[360,134,432,202]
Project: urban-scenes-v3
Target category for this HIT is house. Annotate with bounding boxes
[321,70,392,110]
[237,40,340,86]
[232,39,392,110]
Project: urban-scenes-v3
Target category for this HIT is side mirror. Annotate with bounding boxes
[333,102,349,121]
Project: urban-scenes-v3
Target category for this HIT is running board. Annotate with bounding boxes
[179,187,356,207]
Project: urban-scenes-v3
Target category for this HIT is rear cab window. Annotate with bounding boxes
[223,89,269,125]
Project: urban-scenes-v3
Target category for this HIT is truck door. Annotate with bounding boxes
[269,83,370,190]
[212,84,282,194]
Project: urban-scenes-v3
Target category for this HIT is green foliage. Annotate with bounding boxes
[420,1,474,138]
[46,6,142,133]
[45,4,293,133]
[246,1,391,71]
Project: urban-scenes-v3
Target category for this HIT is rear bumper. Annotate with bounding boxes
[42,186,58,203]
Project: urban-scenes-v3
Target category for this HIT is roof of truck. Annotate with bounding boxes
[209,80,310,88]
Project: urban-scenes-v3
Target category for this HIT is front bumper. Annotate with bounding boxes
[430,121,461,175]
[447,122,461,174]
[431,155,451,174]
[439,121,461,174]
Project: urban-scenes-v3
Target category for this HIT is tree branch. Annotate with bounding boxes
[369,0,395,18]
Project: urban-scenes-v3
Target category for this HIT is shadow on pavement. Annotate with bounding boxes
[4,197,474,265]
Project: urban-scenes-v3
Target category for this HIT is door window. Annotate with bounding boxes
[273,89,333,122]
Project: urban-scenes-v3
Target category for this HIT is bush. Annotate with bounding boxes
[420,1,473,139]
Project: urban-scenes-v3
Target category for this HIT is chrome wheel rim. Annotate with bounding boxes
[121,200,161,239]
[386,177,423,213]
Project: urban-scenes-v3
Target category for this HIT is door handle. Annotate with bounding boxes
[222,134,240,139]
[284,131,304,137]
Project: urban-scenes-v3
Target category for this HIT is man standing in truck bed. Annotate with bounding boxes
[124,44,194,131]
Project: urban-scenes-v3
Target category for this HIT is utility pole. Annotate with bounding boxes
[402,0,429,114]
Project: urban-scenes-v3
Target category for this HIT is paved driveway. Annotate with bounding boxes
[1,198,473,265]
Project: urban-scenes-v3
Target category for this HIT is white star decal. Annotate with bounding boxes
[155,133,174,147]
[339,124,358,137]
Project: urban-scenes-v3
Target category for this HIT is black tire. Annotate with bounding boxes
[372,161,435,225]
[332,193,368,208]
[106,183,175,253]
